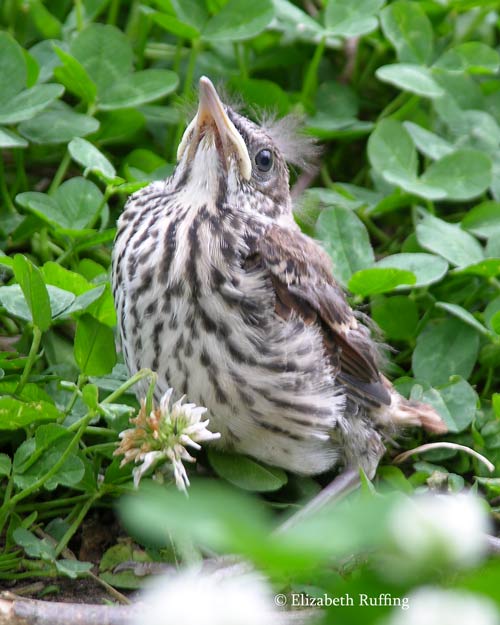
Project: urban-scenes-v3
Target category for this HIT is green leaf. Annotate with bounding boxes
[435,302,491,337]
[18,108,99,144]
[420,378,478,434]
[151,12,200,39]
[416,210,484,267]
[208,449,288,492]
[53,46,97,104]
[315,206,374,286]
[68,138,116,179]
[0,453,11,477]
[17,177,106,232]
[324,0,385,38]
[228,78,290,116]
[13,528,56,560]
[461,201,500,239]
[434,42,500,75]
[0,127,28,148]
[71,24,133,96]
[376,253,448,288]
[416,211,485,267]
[171,0,209,31]
[0,397,60,430]
[0,84,64,124]
[42,260,96,295]
[376,64,444,98]
[13,254,51,331]
[485,297,500,333]
[273,0,330,45]
[54,177,105,231]
[412,318,480,386]
[380,0,433,65]
[13,437,85,491]
[55,559,93,578]
[348,267,415,296]
[74,314,116,376]
[421,149,492,201]
[99,69,179,110]
[202,0,275,41]
[119,480,272,559]
[371,296,418,340]
[368,118,417,183]
[456,259,500,279]
[0,32,27,102]
[403,122,454,161]
[0,284,74,324]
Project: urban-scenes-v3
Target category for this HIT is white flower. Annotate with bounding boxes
[389,493,490,569]
[385,587,499,625]
[133,566,286,625]
[115,388,220,492]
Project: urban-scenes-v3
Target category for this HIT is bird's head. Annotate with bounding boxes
[175,76,316,219]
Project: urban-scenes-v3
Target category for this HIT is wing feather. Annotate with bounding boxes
[253,224,391,408]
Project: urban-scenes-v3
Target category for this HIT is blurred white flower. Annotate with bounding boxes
[115,388,220,492]
[389,493,490,569]
[134,566,286,625]
[385,587,499,625]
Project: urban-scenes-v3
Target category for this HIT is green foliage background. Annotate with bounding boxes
[1,0,500,619]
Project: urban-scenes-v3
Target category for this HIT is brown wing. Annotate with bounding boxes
[251,224,391,408]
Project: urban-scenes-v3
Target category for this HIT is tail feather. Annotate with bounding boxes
[389,396,448,434]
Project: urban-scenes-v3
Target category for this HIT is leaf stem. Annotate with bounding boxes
[55,496,96,557]
[234,42,249,80]
[378,92,411,120]
[301,37,326,108]
[0,153,15,213]
[107,0,121,24]
[75,0,84,31]
[49,150,71,194]
[101,368,155,405]
[15,325,42,395]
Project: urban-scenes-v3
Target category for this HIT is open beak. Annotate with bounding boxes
[177,76,252,180]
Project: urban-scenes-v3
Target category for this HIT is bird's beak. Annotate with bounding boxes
[177,76,252,181]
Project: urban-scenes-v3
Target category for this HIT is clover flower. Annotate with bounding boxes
[115,389,220,492]
[385,587,499,625]
[389,493,490,570]
[133,566,286,625]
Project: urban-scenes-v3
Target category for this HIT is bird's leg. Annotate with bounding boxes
[276,467,361,534]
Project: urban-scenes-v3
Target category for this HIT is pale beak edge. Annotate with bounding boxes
[177,76,252,181]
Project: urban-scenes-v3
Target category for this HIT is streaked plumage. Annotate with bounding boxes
[112,77,446,479]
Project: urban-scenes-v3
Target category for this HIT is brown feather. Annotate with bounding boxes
[253,225,391,407]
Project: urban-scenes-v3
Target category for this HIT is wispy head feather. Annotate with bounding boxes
[258,112,321,172]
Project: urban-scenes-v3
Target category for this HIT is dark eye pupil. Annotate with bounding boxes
[255,149,273,172]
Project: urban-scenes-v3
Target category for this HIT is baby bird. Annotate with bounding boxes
[112,77,446,487]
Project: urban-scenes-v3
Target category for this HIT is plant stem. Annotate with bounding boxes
[301,37,326,108]
[15,325,42,395]
[13,149,28,194]
[378,91,411,120]
[55,496,96,557]
[75,0,84,31]
[107,0,121,24]
[16,495,90,512]
[101,368,155,405]
[0,153,15,213]
[49,150,71,194]
[234,42,248,80]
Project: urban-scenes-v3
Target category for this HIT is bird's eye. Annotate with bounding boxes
[255,149,273,172]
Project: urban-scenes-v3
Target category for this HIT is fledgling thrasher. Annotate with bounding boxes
[112,77,446,481]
